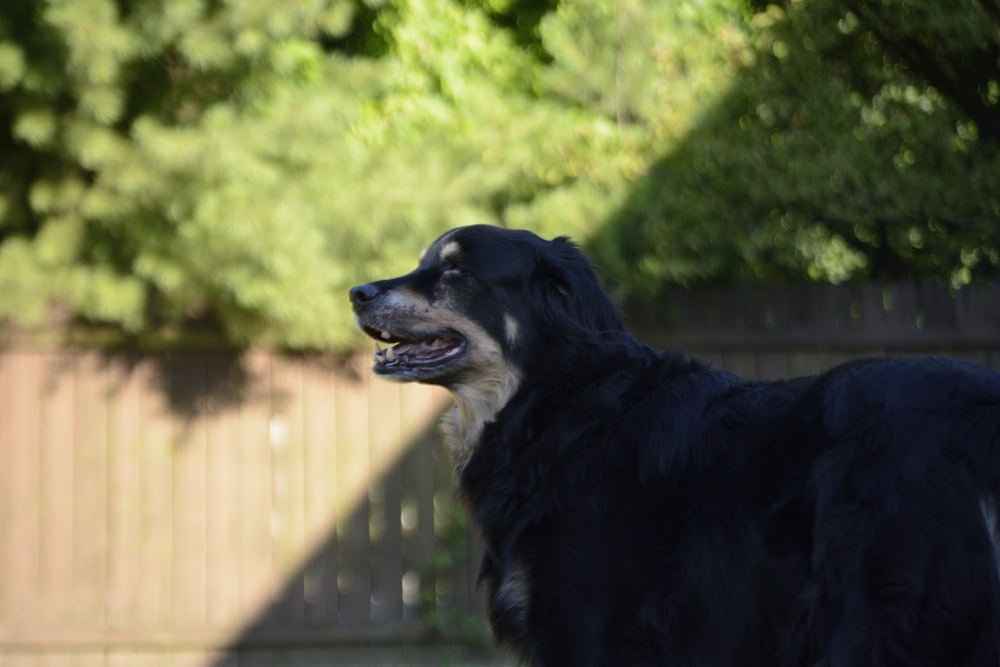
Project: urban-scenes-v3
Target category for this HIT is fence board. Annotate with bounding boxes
[106,354,143,630]
[3,352,42,629]
[107,651,162,667]
[39,353,76,627]
[204,355,242,630]
[135,355,174,629]
[301,360,339,628]
[236,651,276,667]
[167,652,222,667]
[0,655,38,667]
[238,352,275,623]
[0,353,7,624]
[333,363,372,626]
[400,386,444,623]
[269,357,307,628]
[720,352,756,378]
[73,353,109,630]
[369,379,404,625]
[171,355,209,630]
[35,654,89,667]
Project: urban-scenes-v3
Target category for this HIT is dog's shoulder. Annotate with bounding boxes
[459,348,788,511]
[619,351,810,480]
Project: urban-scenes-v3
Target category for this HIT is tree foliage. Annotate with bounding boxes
[592,0,1000,294]
[0,0,997,350]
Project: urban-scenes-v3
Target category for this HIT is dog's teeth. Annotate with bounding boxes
[385,346,396,362]
[374,341,383,352]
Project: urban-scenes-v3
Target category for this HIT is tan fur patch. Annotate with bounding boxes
[437,317,521,472]
[383,285,428,309]
[439,240,461,264]
[503,311,519,347]
[495,559,530,625]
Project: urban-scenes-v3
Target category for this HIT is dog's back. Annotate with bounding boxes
[774,357,1000,667]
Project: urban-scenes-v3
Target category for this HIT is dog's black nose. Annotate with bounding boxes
[349,283,381,310]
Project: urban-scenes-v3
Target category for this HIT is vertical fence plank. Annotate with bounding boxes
[204,354,243,632]
[753,352,790,380]
[35,653,91,667]
[73,352,109,630]
[857,284,890,346]
[919,284,956,332]
[237,650,276,667]
[170,354,208,631]
[269,357,307,628]
[0,351,8,628]
[369,379,404,625]
[400,387,442,625]
[106,354,144,631]
[167,651,217,667]
[0,654,37,667]
[431,400,473,628]
[978,285,1000,329]
[281,648,328,667]
[721,352,757,379]
[38,352,76,627]
[821,284,857,333]
[107,651,162,667]
[136,354,174,630]
[1,352,42,629]
[301,359,339,628]
[787,352,825,378]
[334,362,371,625]
[882,283,919,338]
[239,352,274,623]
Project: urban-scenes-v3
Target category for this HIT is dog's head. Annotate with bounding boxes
[349,225,626,388]
[349,225,628,460]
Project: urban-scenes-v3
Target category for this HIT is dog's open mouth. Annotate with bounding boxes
[368,328,466,374]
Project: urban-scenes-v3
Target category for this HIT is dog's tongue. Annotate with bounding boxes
[395,338,456,356]
[373,335,463,365]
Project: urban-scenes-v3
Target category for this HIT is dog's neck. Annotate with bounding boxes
[440,369,522,473]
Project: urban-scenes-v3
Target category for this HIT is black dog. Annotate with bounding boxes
[350,225,1000,666]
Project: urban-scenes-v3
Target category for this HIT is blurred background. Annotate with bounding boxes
[0,0,997,664]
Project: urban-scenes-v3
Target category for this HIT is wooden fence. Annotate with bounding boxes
[0,351,488,667]
[0,283,999,666]
[630,282,1000,373]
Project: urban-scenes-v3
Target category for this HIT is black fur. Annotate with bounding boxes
[351,225,1000,666]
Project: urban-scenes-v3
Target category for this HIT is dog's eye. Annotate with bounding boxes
[441,263,465,278]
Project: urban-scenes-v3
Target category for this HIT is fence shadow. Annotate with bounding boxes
[205,392,504,667]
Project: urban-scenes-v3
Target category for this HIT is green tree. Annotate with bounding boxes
[591,0,1000,293]
[1,0,997,351]
[0,0,370,346]
[0,0,624,349]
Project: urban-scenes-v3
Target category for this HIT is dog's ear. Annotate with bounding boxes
[533,237,626,342]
